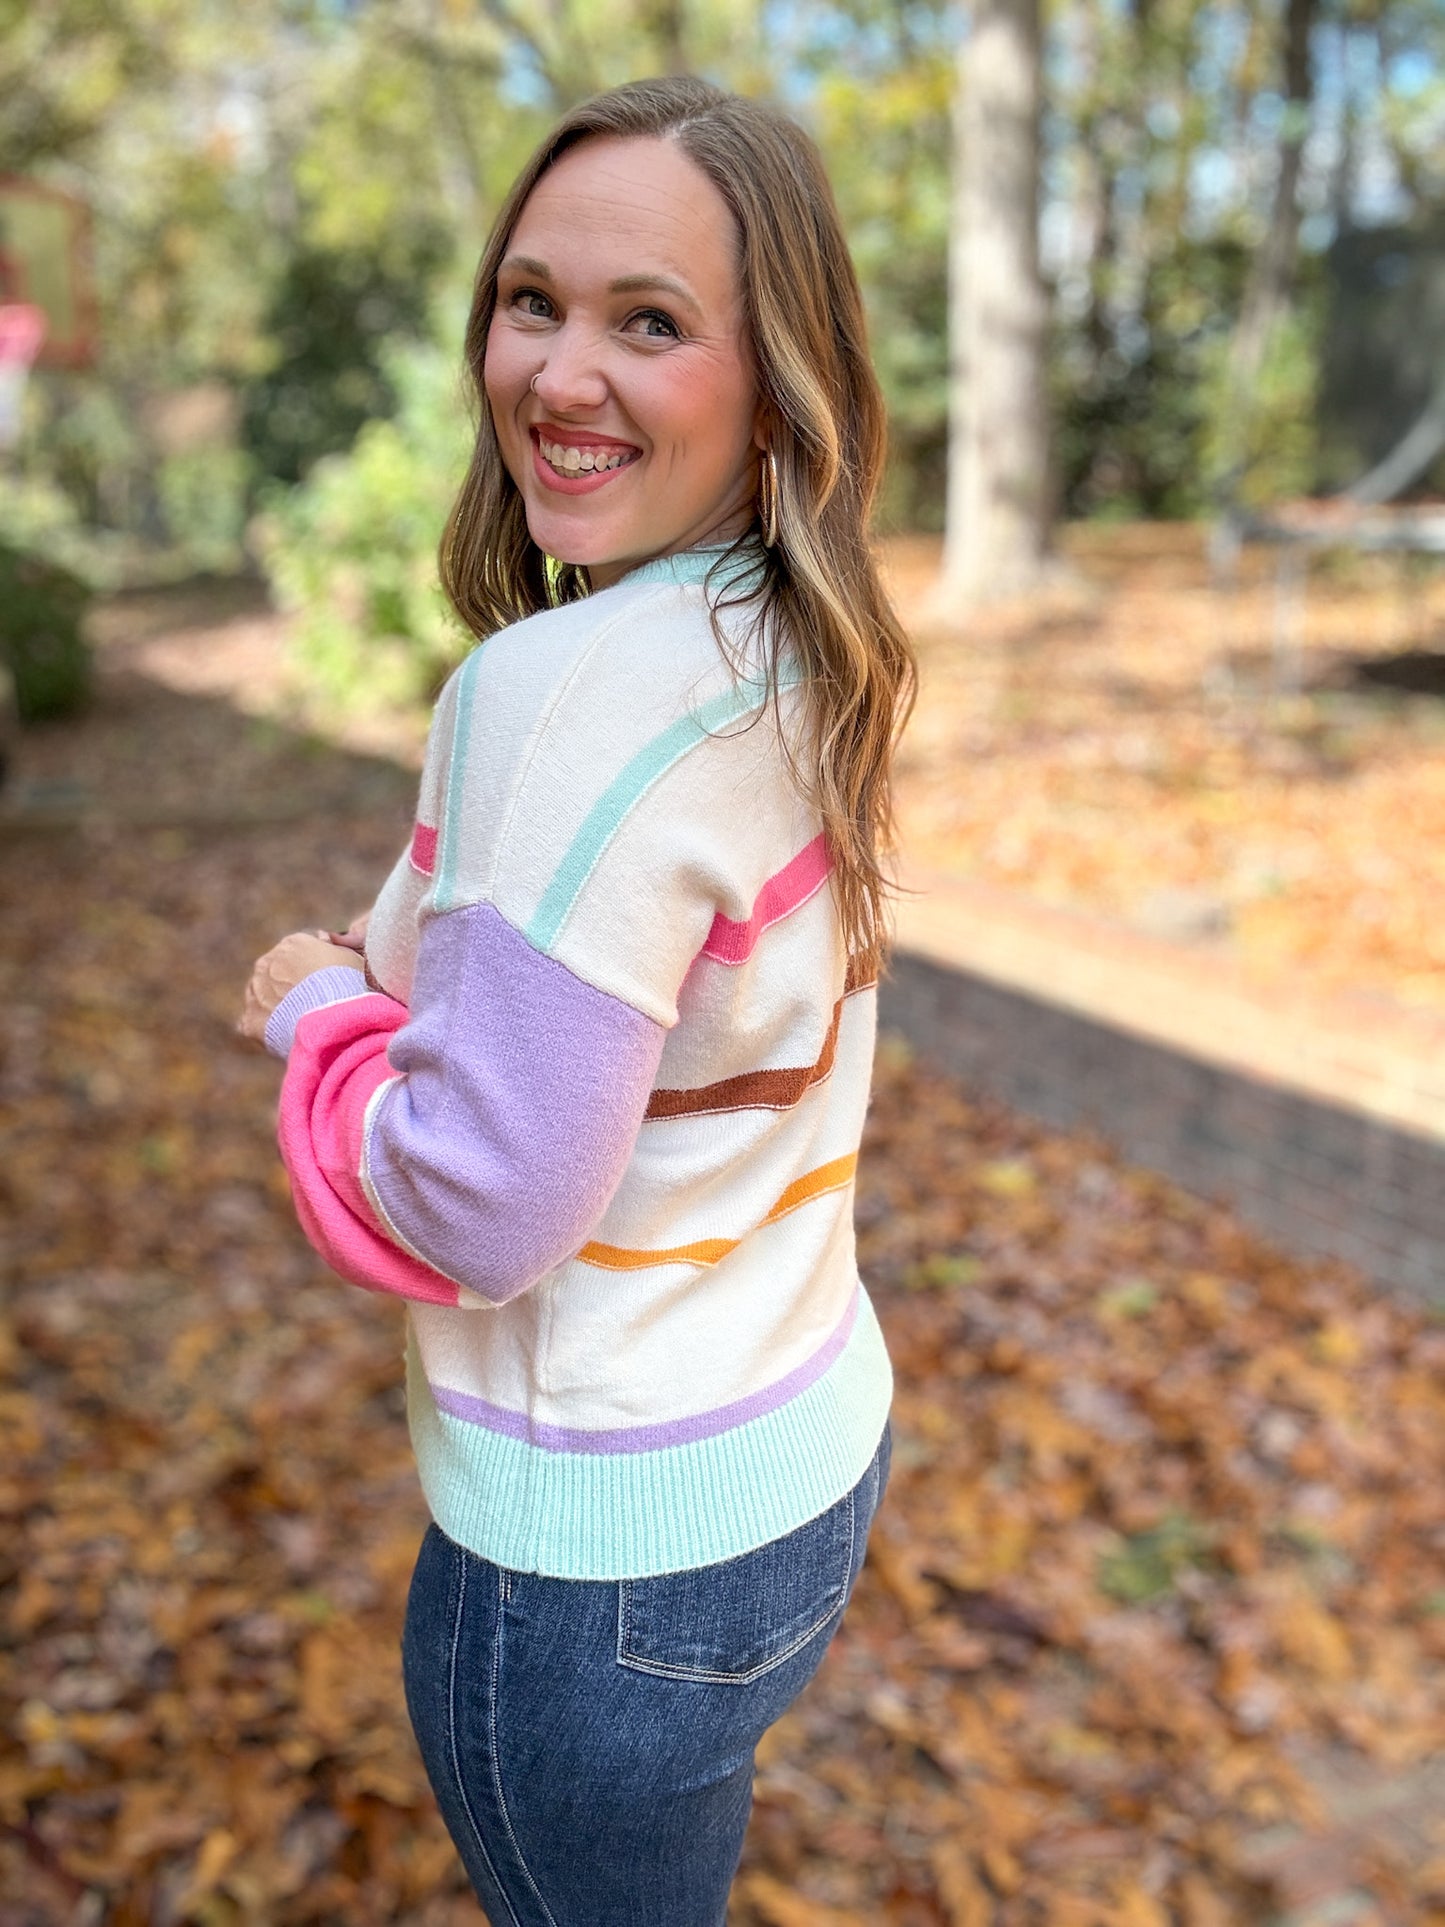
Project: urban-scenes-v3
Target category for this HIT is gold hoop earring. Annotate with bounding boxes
[758,447,780,548]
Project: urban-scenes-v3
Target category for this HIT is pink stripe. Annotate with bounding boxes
[410,822,438,875]
[276,995,460,1307]
[701,834,831,965]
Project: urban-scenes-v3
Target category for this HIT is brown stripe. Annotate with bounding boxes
[844,956,877,997]
[644,960,876,1122]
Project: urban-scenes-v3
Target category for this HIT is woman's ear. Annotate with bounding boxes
[752,402,772,454]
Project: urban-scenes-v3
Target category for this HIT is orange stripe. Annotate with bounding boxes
[762,1153,858,1224]
[576,1152,858,1274]
[578,1234,741,1273]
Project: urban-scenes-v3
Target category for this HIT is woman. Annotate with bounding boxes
[240,75,915,1927]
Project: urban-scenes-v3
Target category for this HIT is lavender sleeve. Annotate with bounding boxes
[361,900,668,1305]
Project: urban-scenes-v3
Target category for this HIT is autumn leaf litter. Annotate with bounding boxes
[1,577,1443,1925]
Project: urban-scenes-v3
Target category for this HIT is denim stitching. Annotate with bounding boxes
[617,1489,858,1686]
[488,1569,561,1927]
[444,1543,520,1927]
[616,1574,631,1666]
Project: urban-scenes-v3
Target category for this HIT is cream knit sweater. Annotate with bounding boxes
[266,542,892,1577]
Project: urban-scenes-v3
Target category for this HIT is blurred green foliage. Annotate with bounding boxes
[0,540,92,722]
[1097,1513,1219,1605]
[1,0,1441,666]
[0,474,99,582]
[1199,297,1325,512]
[810,31,953,532]
[259,330,473,712]
[241,236,452,487]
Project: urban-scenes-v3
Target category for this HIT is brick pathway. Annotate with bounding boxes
[893,862,1445,1143]
[887,861,1445,1303]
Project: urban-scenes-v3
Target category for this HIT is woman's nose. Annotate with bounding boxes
[530,326,608,413]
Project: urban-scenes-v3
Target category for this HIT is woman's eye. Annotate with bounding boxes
[511,289,555,319]
[624,308,681,341]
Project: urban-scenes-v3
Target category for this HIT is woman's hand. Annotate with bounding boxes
[237,932,363,1046]
[328,909,371,954]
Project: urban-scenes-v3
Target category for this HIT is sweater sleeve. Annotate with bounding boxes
[269,902,667,1306]
[266,585,803,1308]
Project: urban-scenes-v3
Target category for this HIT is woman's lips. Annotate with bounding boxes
[529,426,641,495]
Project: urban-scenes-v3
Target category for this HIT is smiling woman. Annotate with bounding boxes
[484,139,763,580]
[240,75,914,1927]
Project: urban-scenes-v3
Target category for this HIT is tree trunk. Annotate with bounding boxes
[939,0,1052,606]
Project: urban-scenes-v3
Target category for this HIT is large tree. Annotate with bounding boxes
[938,0,1052,606]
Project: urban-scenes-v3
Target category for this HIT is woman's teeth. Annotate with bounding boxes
[538,436,637,474]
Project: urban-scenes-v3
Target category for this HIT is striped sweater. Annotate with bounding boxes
[265,542,892,1579]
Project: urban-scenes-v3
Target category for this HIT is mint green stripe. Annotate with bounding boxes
[433,647,485,913]
[525,671,801,954]
[406,1286,893,1579]
[617,543,733,589]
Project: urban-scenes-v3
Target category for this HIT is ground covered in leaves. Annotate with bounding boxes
[886,527,1445,1014]
[1,587,1443,1925]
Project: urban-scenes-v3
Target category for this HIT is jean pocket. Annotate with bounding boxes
[616,1484,858,1687]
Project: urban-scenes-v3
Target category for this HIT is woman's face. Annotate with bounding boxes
[484,135,765,589]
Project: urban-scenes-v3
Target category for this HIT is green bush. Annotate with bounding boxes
[0,473,106,586]
[0,541,93,722]
[240,237,451,488]
[157,443,251,574]
[259,329,474,718]
[1197,301,1323,512]
[1054,238,1325,519]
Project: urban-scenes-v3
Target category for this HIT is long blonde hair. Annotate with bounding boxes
[440,76,916,976]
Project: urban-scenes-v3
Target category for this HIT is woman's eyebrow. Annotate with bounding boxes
[606,272,701,315]
[499,254,552,280]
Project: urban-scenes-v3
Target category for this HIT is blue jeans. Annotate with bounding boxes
[402,1426,890,1926]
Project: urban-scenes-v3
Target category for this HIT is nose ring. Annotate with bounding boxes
[530,373,540,393]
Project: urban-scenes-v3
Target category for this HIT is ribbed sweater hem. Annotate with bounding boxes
[404,1285,893,1579]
